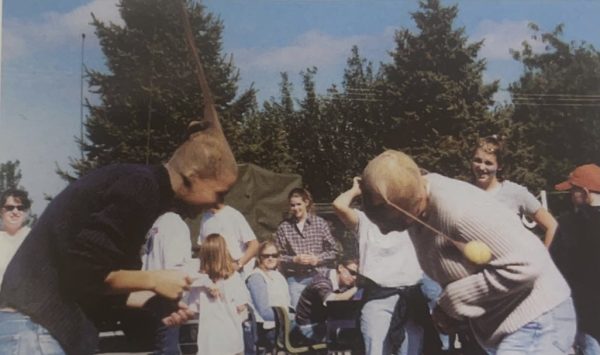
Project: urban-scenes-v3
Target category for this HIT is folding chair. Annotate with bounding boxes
[272,306,327,354]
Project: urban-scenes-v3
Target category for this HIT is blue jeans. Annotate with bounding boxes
[152,324,181,355]
[361,294,424,355]
[296,322,327,343]
[243,314,257,355]
[287,274,315,309]
[0,311,65,355]
[485,298,576,355]
[575,332,600,355]
[420,275,453,350]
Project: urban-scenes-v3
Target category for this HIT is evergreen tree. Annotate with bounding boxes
[509,24,600,190]
[0,160,23,196]
[381,0,499,180]
[234,73,297,173]
[70,0,253,176]
[315,46,387,199]
[282,47,387,200]
[284,67,325,195]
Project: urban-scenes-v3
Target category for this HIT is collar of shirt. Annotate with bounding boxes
[290,214,315,225]
[329,269,340,292]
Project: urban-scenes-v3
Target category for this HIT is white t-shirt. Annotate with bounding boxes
[489,180,541,217]
[0,226,30,288]
[199,205,257,274]
[355,210,423,287]
[141,212,193,271]
[187,272,250,355]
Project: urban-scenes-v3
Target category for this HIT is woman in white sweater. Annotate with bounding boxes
[360,150,575,354]
[0,189,32,287]
[246,241,291,349]
[246,241,291,326]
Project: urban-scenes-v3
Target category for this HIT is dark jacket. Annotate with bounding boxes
[551,205,600,342]
[0,164,173,355]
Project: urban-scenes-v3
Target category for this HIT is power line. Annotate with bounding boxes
[512,93,600,98]
[513,102,600,107]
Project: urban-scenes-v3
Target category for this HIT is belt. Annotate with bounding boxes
[285,268,318,277]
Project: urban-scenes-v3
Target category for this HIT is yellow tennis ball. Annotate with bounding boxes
[463,240,492,265]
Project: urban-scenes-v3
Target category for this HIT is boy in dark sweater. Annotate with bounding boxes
[0,106,237,354]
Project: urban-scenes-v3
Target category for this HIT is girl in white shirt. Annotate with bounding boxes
[186,233,251,355]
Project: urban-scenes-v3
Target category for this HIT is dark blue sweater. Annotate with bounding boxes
[551,205,600,343]
[0,164,173,355]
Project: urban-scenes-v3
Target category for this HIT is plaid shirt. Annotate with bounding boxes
[275,214,339,276]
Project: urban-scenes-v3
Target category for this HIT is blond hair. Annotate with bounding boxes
[362,150,425,214]
[200,233,236,282]
[168,122,238,181]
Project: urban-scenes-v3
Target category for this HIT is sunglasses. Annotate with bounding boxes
[260,253,280,259]
[344,267,359,276]
[2,205,26,212]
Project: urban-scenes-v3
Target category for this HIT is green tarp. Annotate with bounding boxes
[188,163,302,242]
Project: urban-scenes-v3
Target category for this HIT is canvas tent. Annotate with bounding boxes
[189,163,302,241]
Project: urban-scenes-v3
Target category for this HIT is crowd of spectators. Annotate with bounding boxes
[1,144,599,355]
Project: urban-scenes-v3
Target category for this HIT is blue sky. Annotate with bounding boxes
[1,0,599,215]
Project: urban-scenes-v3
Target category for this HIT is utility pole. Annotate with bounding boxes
[0,0,4,109]
[80,33,86,159]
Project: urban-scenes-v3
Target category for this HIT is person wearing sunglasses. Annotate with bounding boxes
[293,258,359,343]
[0,188,32,288]
[246,241,291,349]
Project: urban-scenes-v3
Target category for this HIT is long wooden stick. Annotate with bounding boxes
[177,0,221,130]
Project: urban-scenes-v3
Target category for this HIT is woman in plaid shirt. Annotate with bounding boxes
[275,187,340,308]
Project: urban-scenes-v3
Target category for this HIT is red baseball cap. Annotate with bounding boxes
[555,164,600,192]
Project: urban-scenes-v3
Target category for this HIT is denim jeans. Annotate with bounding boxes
[0,311,65,355]
[485,298,576,355]
[152,324,181,355]
[420,275,453,350]
[243,314,257,355]
[287,274,315,309]
[296,322,327,343]
[575,332,600,355]
[361,294,424,355]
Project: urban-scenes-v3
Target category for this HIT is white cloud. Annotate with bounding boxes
[234,28,395,74]
[473,19,545,60]
[228,27,397,102]
[3,0,122,62]
[229,27,396,101]
[236,31,363,73]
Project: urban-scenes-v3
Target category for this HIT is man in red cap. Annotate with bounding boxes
[551,163,600,355]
